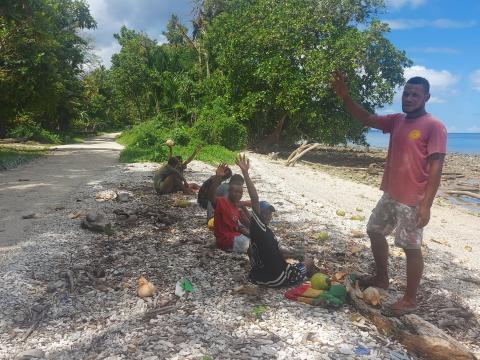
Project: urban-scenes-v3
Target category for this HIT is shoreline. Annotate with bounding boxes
[280,145,480,214]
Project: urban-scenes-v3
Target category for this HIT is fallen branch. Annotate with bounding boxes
[286,143,309,163]
[449,187,480,192]
[456,277,480,286]
[286,143,320,166]
[445,191,480,200]
[22,305,48,342]
[345,279,476,360]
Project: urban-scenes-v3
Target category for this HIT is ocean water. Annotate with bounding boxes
[366,131,480,154]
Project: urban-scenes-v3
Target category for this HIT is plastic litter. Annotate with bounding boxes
[390,350,410,360]
[175,278,193,297]
[354,345,371,356]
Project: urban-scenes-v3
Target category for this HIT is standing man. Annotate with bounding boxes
[334,75,447,316]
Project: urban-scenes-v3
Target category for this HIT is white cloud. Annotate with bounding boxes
[467,126,480,133]
[386,0,426,8]
[390,66,459,105]
[92,42,121,68]
[404,65,458,91]
[429,96,445,104]
[84,0,192,67]
[386,18,477,30]
[421,47,460,55]
[470,69,480,91]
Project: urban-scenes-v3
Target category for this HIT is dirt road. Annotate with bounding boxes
[0,133,123,247]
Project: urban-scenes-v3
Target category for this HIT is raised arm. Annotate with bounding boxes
[236,154,260,215]
[183,144,202,166]
[333,73,384,130]
[207,164,229,206]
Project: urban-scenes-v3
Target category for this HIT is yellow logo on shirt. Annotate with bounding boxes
[408,129,421,140]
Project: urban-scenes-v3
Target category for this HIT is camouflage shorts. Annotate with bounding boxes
[367,193,423,250]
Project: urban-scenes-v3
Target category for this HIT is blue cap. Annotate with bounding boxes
[259,201,275,212]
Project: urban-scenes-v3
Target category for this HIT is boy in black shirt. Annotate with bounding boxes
[236,155,317,287]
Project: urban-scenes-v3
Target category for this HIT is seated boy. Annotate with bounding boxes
[209,164,250,253]
[197,165,233,211]
[167,142,201,190]
[153,157,191,194]
[235,154,317,287]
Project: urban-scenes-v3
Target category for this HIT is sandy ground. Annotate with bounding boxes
[0,133,123,247]
[247,152,480,269]
[0,136,478,359]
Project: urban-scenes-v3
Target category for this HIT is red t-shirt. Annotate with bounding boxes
[375,113,447,206]
[213,197,241,250]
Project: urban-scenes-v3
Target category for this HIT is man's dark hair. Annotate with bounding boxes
[168,157,180,167]
[229,174,244,185]
[406,77,430,94]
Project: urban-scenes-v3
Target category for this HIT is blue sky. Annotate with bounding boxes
[85,0,480,132]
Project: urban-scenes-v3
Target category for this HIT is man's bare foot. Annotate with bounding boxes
[382,297,417,317]
[358,275,389,290]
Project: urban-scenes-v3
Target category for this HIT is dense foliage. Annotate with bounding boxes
[1,0,411,151]
[0,0,96,138]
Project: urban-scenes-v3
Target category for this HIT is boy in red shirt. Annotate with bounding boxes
[334,75,447,316]
[209,164,250,252]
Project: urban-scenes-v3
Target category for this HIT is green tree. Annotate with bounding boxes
[205,0,411,149]
[163,14,189,46]
[0,0,96,136]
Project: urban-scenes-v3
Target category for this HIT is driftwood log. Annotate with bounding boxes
[286,143,309,163]
[345,279,476,360]
[445,190,480,200]
[286,143,320,166]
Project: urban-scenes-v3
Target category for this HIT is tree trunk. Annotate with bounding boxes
[258,113,287,153]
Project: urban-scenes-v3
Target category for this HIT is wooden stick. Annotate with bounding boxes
[345,279,475,360]
[445,191,480,200]
[449,187,479,192]
[456,277,480,286]
[287,143,320,166]
[286,143,309,163]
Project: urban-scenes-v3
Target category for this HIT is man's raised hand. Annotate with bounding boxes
[235,154,250,173]
[216,163,229,177]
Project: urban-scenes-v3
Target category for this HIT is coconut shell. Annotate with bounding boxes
[363,286,381,306]
[137,276,156,298]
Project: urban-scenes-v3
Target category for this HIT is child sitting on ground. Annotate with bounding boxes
[208,164,250,253]
[235,154,318,287]
[153,157,192,195]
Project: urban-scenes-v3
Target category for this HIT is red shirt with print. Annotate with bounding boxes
[213,197,240,250]
[375,113,447,206]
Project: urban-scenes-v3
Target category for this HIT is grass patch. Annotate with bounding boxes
[118,116,239,165]
[0,147,47,170]
[250,305,268,320]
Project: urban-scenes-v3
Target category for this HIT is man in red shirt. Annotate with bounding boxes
[334,75,447,316]
[208,164,250,252]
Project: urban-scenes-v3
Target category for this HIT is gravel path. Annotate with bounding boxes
[0,133,123,247]
[0,143,478,359]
